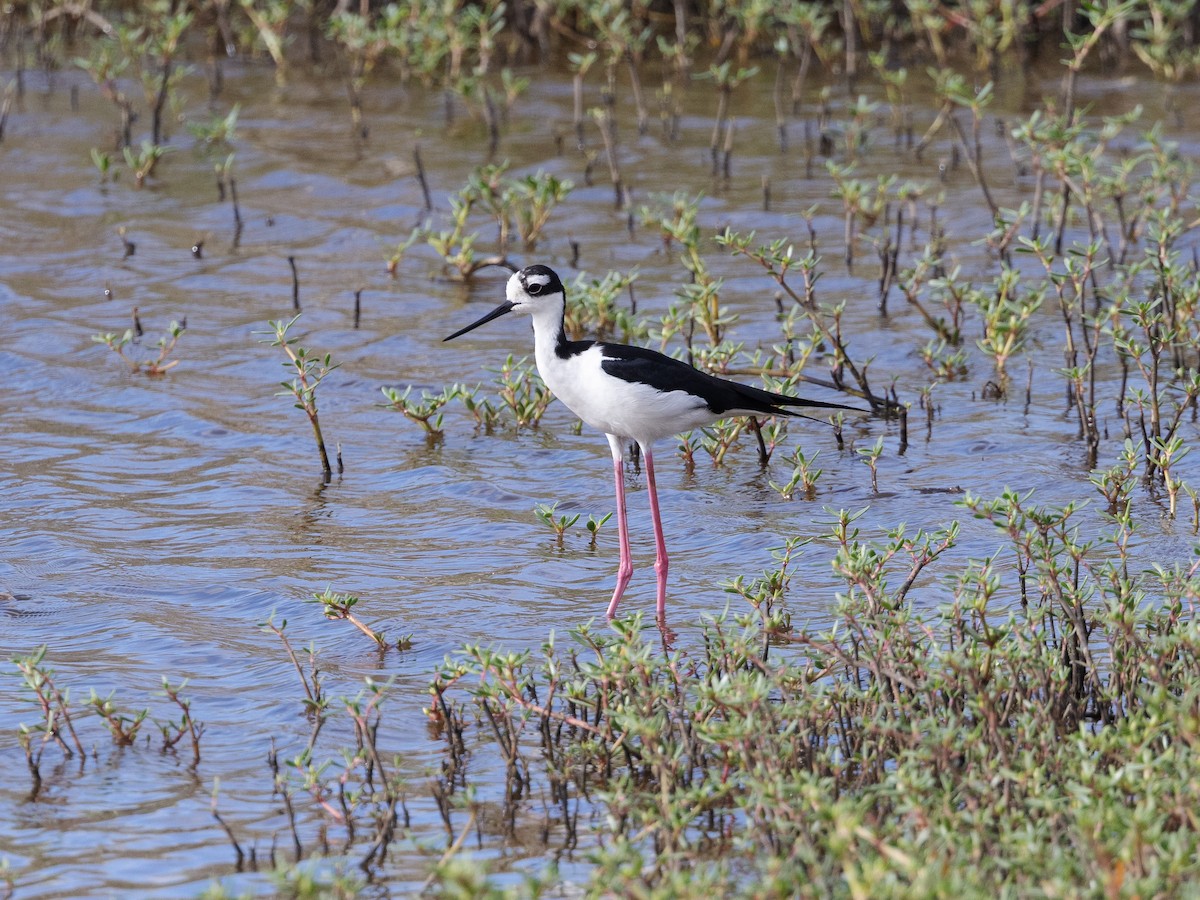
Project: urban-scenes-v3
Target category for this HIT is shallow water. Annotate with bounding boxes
[1,48,1199,896]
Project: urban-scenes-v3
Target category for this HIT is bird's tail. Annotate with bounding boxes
[726,380,862,417]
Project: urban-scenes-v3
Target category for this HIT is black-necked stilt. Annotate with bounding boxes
[445,264,855,622]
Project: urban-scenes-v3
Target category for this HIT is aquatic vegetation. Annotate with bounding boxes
[93,318,185,375]
[187,103,239,146]
[11,1,1200,896]
[491,353,554,430]
[380,383,461,438]
[261,315,339,479]
[768,446,823,500]
[311,588,408,652]
[13,646,202,797]
[400,165,573,279]
[418,487,1200,895]
[718,226,895,414]
[533,501,579,547]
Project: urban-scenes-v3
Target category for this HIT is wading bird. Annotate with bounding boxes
[445,264,854,622]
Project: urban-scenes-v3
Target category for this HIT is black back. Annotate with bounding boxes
[539,265,855,416]
[597,342,852,415]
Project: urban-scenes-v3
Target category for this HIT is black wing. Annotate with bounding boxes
[597,342,853,416]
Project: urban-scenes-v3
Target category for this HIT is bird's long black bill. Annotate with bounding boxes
[443,300,516,341]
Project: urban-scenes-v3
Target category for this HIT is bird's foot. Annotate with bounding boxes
[655,615,677,649]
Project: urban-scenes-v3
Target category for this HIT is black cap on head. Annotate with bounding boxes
[517,265,563,297]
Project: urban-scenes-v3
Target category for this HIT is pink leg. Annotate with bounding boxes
[605,439,633,619]
[641,443,669,621]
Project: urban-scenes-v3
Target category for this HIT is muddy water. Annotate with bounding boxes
[1,53,1198,896]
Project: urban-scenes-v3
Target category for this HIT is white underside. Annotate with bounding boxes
[531,310,721,453]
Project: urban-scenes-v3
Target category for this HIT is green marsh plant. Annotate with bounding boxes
[261,315,338,478]
[1090,438,1141,518]
[13,646,204,791]
[562,269,643,343]
[326,6,395,138]
[188,104,239,146]
[585,511,613,547]
[643,192,732,347]
[1112,292,1200,481]
[723,535,807,642]
[936,72,999,217]
[492,354,553,429]
[88,689,148,746]
[93,319,185,375]
[14,645,84,790]
[381,384,462,438]
[1150,434,1190,519]
[919,339,969,382]
[769,446,822,501]
[75,40,135,148]
[509,171,573,251]
[158,677,203,765]
[1021,235,1106,457]
[583,0,652,135]
[428,480,1200,895]
[701,61,757,178]
[825,162,895,270]
[465,163,574,254]
[900,246,962,345]
[122,139,172,188]
[456,384,502,432]
[719,226,894,413]
[400,166,570,280]
[311,588,403,651]
[534,502,579,547]
[856,436,885,494]
[115,0,193,145]
[236,0,290,81]
[90,147,114,183]
[568,49,598,149]
[262,614,328,724]
[214,673,417,877]
[1131,0,1200,83]
[971,268,1042,386]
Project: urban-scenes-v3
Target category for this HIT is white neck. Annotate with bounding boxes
[528,292,567,352]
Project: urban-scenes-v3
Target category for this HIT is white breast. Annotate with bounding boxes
[536,342,714,445]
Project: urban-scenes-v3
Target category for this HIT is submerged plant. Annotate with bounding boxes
[188,104,239,146]
[535,502,580,547]
[427,481,1200,896]
[381,384,462,438]
[311,588,400,651]
[158,677,203,764]
[122,139,172,188]
[88,689,148,746]
[261,315,339,478]
[93,320,185,375]
[769,445,822,500]
[13,645,83,790]
[493,354,553,429]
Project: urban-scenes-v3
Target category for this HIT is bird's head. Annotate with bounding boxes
[444,264,565,341]
[506,264,565,313]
